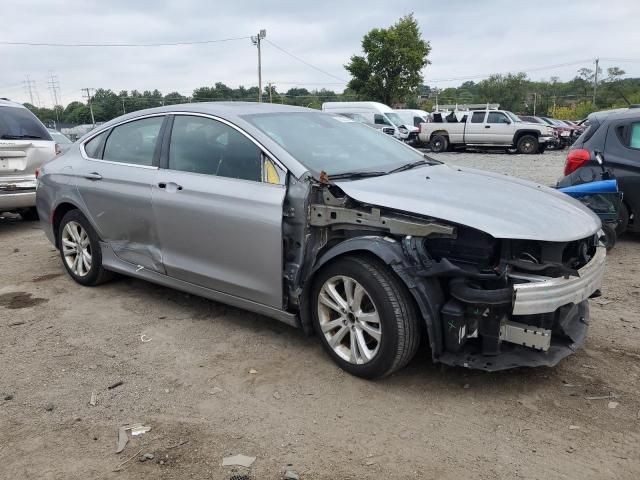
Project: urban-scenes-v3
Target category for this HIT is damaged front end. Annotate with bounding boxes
[293,180,605,372]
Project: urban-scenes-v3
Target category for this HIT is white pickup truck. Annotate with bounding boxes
[418,109,556,154]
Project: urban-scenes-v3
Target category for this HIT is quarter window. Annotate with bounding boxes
[102,116,164,166]
[83,131,108,158]
[471,112,486,123]
[630,122,640,149]
[168,115,262,182]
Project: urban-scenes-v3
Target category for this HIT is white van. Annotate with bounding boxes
[394,109,429,128]
[321,101,419,143]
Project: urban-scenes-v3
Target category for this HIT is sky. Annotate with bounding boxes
[2,0,640,107]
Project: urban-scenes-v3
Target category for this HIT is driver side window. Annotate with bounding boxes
[168,115,262,182]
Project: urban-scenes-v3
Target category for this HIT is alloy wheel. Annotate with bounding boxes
[61,221,92,277]
[317,275,382,365]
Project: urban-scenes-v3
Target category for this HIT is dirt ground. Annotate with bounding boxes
[1,151,640,479]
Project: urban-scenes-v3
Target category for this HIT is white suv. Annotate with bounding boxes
[0,99,57,219]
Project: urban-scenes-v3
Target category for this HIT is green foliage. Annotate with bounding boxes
[345,14,431,105]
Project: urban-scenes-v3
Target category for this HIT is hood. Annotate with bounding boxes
[335,164,601,242]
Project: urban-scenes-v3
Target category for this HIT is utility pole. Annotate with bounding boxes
[83,88,96,126]
[23,75,36,105]
[121,97,126,114]
[533,92,537,115]
[47,72,61,123]
[268,82,273,103]
[251,29,266,102]
[593,58,600,105]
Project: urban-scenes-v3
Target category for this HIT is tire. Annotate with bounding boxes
[538,144,547,154]
[516,135,538,154]
[57,209,114,286]
[430,134,449,153]
[19,207,39,221]
[616,202,629,236]
[311,254,420,379]
[601,223,617,250]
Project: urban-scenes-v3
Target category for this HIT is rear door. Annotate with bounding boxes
[75,115,166,272]
[464,111,487,143]
[604,118,640,224]
[0,105,55,187]
[152,114,287,308]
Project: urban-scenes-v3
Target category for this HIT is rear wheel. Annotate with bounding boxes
[601,223,617,250]
[311,255,420,379]
[616,202,629,236]
[430,134,449,153]
[57,210,114,286]
[516,135,538,154]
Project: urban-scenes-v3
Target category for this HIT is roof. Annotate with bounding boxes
[0,98,27,109]
[588,107,640,123]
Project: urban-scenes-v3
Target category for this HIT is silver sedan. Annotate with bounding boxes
[36,103,604,379]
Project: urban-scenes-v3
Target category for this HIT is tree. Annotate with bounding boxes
[345,14,431,105]
[477,73,528,112]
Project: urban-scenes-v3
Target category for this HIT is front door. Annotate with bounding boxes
[483,111,514,143]
[152,114,286,308]
[75,115,166,272]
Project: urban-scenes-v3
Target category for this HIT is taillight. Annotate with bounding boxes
[564,148,590,176]
[55,143,62,155]
[35,167,40,179]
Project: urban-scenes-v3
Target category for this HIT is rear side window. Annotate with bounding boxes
[471,112,486,123]
[0,106,52,140]
[615,121,640,150]
[103,117,164,166]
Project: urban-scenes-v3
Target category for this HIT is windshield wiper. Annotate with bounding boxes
[387,159,431,174]
[0,134,45,140]
[327,171,387,180]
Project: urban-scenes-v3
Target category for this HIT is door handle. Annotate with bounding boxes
[84,172,102,180]
[158,182,182,191]
[484,125,491,129]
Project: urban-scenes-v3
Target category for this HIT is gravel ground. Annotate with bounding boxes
[1,151,639,480]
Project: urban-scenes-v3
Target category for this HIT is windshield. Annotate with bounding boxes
[243,112,424,175]
[385,112,404,126]
[505,111,520,122]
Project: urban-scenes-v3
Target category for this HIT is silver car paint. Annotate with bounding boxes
[38,102,601,325]
[336,163,601,242]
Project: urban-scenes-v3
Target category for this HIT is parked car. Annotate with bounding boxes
[558,106,640,235]
[48,128,74,153]
[519,115,562,149]
[419,109,555,153]
[37,103,605,379]
[322,101,419,144]
[1,99,57,219]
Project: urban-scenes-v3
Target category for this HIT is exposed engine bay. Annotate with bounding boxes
[283,177,605,371]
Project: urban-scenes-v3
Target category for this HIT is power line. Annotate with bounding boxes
[0,36,251,47]
[264,39,348,83]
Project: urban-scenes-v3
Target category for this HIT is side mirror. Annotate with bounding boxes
[595,151,604,165]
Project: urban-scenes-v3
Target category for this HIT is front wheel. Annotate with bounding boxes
[516,135,539,154]
[58,209,114,286]
[601,223,617,250]
[311,255,420,379]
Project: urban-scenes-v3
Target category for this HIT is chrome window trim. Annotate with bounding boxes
[79,113,167,166]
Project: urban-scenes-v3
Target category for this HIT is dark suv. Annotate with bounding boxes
[557,107,640,235]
